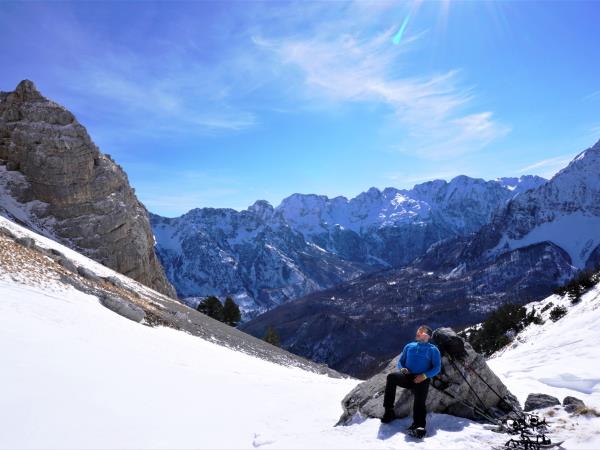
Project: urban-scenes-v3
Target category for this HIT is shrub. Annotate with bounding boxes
[553,269,600,304]
[549,305,567,322]
[263,326,281,347]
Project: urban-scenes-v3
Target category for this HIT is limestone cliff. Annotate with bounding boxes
[0,79,176,297]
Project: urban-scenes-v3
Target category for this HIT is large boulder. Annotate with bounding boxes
[99,294,145,323]
[337,328,520,425]
[563,396,585,413]
[524,393,560,411]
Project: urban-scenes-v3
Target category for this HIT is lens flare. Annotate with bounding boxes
[392,13,411,45]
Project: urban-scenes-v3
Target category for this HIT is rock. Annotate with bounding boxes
[175,311,189,322]
[57,257,77,273]
[0,79,176,298]
[103,275,126,289]
[15,236,36,249]
[76,266,102,283]
[563,396,585,413]
[0,227,16,239]
[99,294,145,323]
[337,328,520,425]
[524,393,560,411]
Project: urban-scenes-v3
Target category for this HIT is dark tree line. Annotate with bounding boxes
[197,296,241,327]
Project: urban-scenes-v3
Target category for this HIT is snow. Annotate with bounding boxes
[492,212,600,268]
[0,215,162,302]
[0,276,503,450]
[488,285,600,448]
[1,214,600,448]
[489,286,600,406]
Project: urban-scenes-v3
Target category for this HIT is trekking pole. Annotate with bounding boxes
[448,357,495,419]
[461,363,527,421]
[430,379,501,426]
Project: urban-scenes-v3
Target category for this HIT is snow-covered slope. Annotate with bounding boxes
[152,175,545,318]
[1,214,599,448]
[489,283,600,407]
[486,139,600,270]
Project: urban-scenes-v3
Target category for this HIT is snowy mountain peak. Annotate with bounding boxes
[248,200,274,220]
[153,173,549,317]
[483,139,600,270]
[496,175,548,194]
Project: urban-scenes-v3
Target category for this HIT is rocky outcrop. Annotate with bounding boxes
[562,396,585,413]
[337,330,519,425]
[524,393,560,411]
[0,79,175,297]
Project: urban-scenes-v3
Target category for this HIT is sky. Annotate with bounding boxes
[1,1,599,217]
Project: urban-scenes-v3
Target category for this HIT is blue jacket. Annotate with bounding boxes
[397,341,441,379]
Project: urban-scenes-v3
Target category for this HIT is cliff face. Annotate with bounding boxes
[0,79,176,297]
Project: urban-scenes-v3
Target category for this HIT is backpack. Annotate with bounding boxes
[431,327,468,360]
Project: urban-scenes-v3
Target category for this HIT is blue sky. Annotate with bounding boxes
[1,1,599,217]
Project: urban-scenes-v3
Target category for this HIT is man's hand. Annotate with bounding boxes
[414,374,427,384]
[400,368,409,375]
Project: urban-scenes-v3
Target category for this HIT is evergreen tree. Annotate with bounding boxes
[197,296,224,321]
[222,297,241,326]
[263,326,281,347]
[468,302,542,355]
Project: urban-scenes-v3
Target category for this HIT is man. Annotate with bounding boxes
[381,325,441,437]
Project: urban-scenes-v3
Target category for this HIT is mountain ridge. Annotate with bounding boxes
[152,174,546,317]
[241,139,600,377]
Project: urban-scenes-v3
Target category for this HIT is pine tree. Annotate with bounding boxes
[197,296,224,321]
[263,326,281,347]
[222,297,241,327]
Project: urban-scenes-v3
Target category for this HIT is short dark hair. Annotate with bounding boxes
[418,325,433,337]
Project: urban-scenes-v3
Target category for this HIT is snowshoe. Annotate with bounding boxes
[497,434,565,450]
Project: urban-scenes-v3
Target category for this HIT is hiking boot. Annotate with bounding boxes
[407,423,418,431]
[408,427,426,439]
[380,408,396,424]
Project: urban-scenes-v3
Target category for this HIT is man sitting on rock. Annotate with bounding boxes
[381,325,441,437]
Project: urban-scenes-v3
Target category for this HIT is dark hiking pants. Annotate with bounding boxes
[383,372,431,428]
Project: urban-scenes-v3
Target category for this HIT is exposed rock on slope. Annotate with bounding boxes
[0,79,175,297]
[337,329,519,425]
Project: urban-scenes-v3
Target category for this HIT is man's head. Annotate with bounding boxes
[416,325,433,342]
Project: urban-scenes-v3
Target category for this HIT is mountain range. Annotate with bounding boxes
[151,175,545,318]
[241,139,600,378]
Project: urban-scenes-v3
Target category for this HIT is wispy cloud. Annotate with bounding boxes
[518,155,575,179]
[582,90,600,102]
[252,4,509,159]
